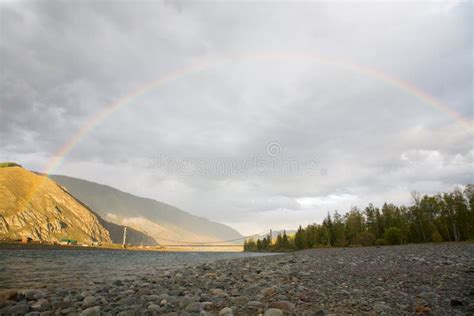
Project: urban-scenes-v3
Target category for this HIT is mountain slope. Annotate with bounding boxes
[51,175,243,244]
[0,166,112,243]
[0,166,158,245]
[100,220,157,246]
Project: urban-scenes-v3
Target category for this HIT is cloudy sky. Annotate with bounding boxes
[1,1,472,235]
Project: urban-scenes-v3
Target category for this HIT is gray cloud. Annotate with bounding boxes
[1,1,472,234]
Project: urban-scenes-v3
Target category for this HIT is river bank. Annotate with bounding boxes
[0,242,243,253]
[1,243,473,315]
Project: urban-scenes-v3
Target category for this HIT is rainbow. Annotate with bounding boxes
[42,52,473,175]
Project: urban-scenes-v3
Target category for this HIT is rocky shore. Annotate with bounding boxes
[1,243,473,315]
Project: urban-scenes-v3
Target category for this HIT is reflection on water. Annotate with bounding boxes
[0,249,271,289]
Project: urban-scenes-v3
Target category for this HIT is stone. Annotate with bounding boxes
[230,296,249,305]
[219,307,233,315]
[112,280,124,286]
[22,289,40,300]
[210,288,228,298]
[117,310,138,316]
[9,303,31,314]
[270,300,295,311]
[201,301,213,310]
[247,301,264,309]
[52,301,71,309]
[185,302,202,313]
[264,308,284,316]
[169,288,184,296]
[60,307,77,314]
[31,298,51,311]
[261,287,276,298]
[56,289,69,297]
[80,306,100,316]
[179,296,195,308]
[25,312,40,316]
[148,304,160,311]
[158,293,170,301]
[373,302,390,313]
[82,296,97,307]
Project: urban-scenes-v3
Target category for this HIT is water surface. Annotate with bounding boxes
[0,249,273,289]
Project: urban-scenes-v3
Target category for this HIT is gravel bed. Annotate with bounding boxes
[1,243,473,315]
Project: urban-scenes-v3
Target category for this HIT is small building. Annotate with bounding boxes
[59,239,77,245]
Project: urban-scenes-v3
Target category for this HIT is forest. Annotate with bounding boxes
[244,185,474,251]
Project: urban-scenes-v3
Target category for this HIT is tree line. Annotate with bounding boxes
[244,185,474,251]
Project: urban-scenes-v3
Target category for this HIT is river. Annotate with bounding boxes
[0,249,273,289]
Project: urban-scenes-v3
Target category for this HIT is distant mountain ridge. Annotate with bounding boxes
[50,174,243,244]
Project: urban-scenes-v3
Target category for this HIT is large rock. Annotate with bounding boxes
[264,308,284,316]
[80,306,100,316]
[9,303,30,314]
[270,300,295,311]
[230,296,249,305]
[31,298,51,311]
[219,307,234,315]
[82,296,97,307]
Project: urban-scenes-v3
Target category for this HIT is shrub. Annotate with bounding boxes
[431,231,444,242]
[355,231,376,246]
[384,227,402,245]
[0,162,22,168]
[376,238,386,246]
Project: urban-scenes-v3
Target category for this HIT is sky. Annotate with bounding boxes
[1,1,472,235]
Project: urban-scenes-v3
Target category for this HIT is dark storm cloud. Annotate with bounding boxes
[1,1,472,234]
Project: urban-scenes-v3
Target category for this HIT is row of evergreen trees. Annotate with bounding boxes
[244,185,474,251]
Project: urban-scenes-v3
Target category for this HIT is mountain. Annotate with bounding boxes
[0,166,111,243]
[100,220,156,246]
[51,174,243,244]
[0,166,157,245]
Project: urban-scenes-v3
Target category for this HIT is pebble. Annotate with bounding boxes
[148,304,160,311]
[271,300,295,311]
[82,296,97,307]
[185,302,202,313]
[0,244,472,315]
[219,307,234,315]
[230,296,249,305]
[80,306,100,316]
[52,301,71,309]
[112,280,123,286]
[264,308,284,316]
[22,289,40,300]
[247,300,264,309]
[31,298,51,311]
[9,302,30,314]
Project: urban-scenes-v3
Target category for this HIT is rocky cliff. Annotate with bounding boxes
[0,166,112,243]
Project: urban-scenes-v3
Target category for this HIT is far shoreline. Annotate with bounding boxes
[0,241,244,253]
